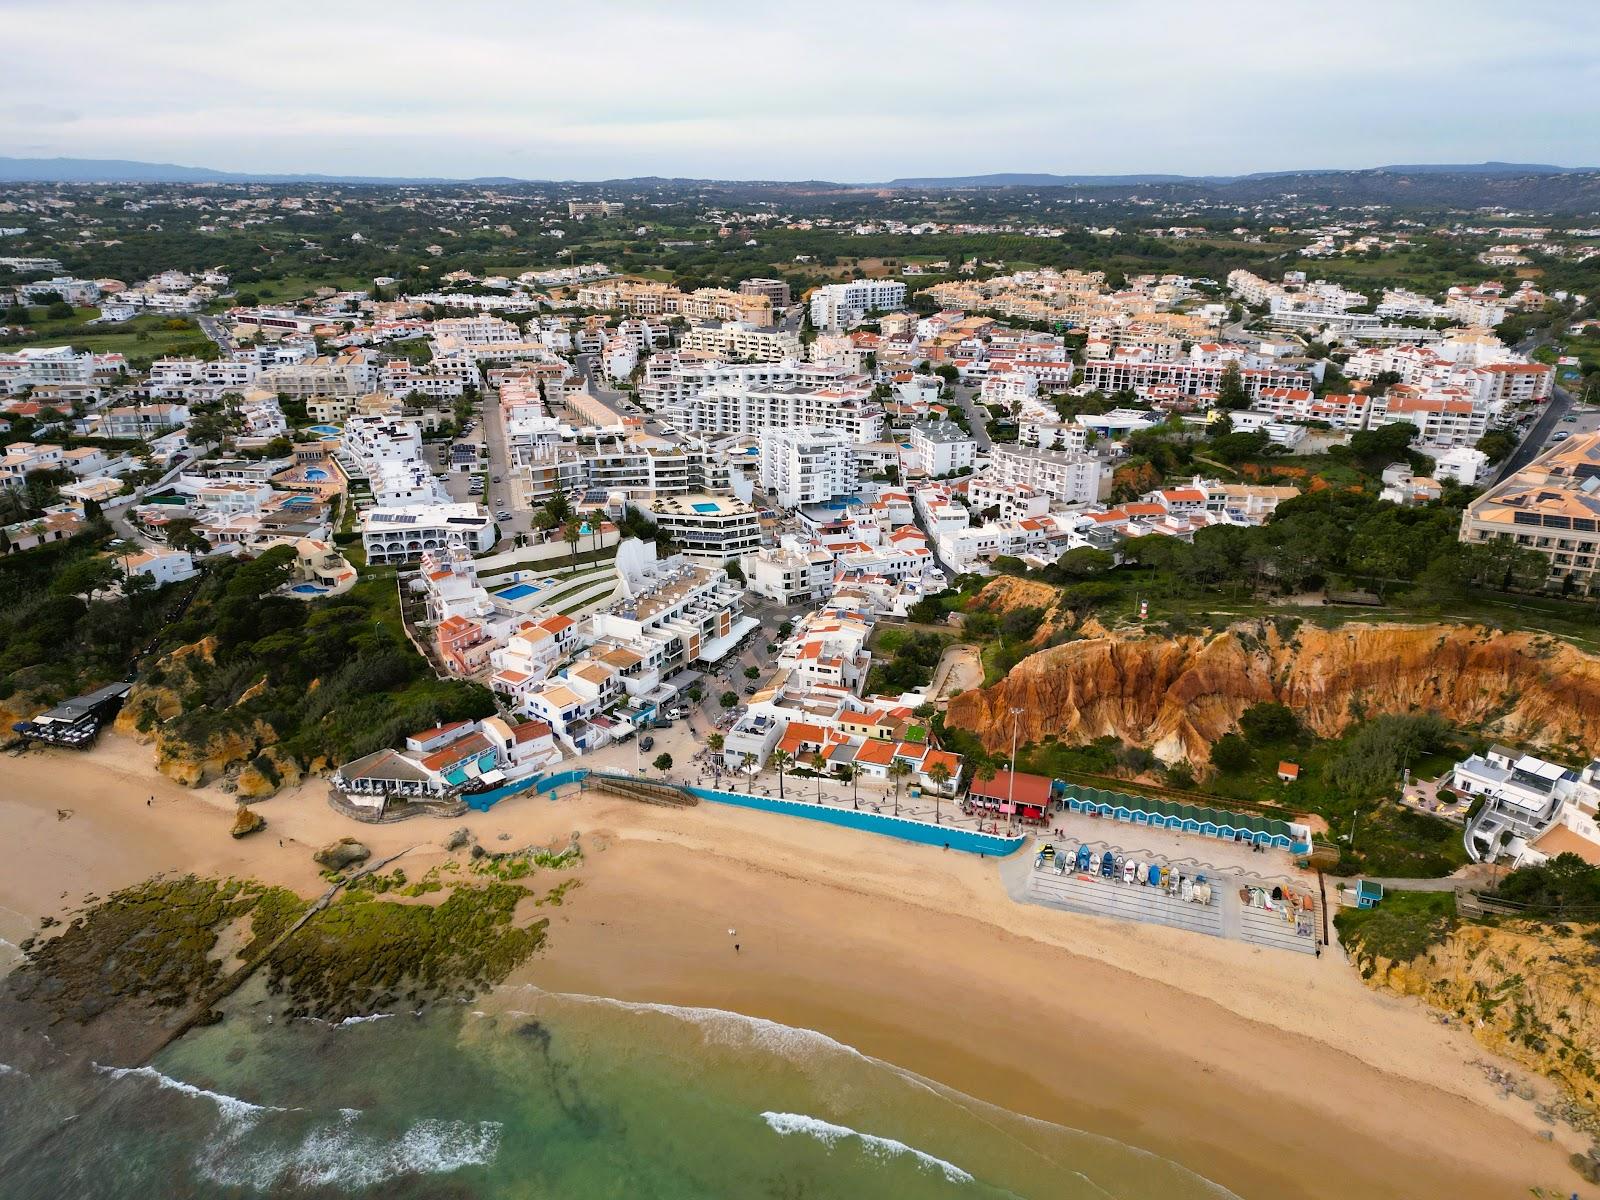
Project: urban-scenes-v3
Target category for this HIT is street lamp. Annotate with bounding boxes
[1008,706,1025,832]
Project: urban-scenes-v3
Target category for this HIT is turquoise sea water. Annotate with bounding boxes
[0,984,1240,1199]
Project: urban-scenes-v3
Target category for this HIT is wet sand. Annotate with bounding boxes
[0,735,1585,1199]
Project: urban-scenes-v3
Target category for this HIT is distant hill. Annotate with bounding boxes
[2,157,1599,211]
[883,163,1597,187]
[0,156,528,185]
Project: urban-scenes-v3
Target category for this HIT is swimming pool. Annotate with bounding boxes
[691,502,721,514]
[304,467,329,481]
[307,424,342,436]
[496,583,541,601]
[291,583,329,595]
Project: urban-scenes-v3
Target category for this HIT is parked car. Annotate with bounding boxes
[743,685,756,695]
[640,736,654,752]
[496,510,512,521]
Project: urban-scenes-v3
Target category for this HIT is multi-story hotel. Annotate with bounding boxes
[679,323,801,363]
[759,426,860,508]
[1459,432,1600,595]
[645,493,763,564]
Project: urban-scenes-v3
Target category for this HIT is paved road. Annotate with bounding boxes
[948,383,993,451]
[196,314,233,353]
[1494,384,1574,481]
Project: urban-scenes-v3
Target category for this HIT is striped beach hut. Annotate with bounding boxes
[1057,783,1310,853]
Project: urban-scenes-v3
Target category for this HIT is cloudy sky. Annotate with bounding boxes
[4,0,1597,180]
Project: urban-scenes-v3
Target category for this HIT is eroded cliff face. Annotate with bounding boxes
[1354,922,1600,1114]
[945,621,1600,762]
[114,636,284,790]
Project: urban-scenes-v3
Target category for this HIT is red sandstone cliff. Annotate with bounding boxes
[945,621,1600,763]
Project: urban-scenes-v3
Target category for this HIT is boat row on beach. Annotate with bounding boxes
[1034,843,1215,904]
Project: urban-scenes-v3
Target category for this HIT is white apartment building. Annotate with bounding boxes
[638,356,856,409]
[19,277,101,306]
[679,323,801,363]
[261,351,379,399]
[0,441,64,488]
[1369,393,1489,447]
[102,403,190,438]
[979,371,1039,409]
[0,346,122,396]
[146,356,262,402]
[663,382,884,441]
[1428,445,1490,487]
[1080,359,1311,398]
[361,503,497,565]
[985,444,1113,505]
[759,426,859,509]
[809,280,907,330]
[644,494,762,564]
[341,413,448,507]
[591,557,758,670]
[744,543,836,605]
[1252,386,1371,430]
[907,420,977,477]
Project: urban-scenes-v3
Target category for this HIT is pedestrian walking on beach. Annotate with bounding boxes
[734,943,740,954]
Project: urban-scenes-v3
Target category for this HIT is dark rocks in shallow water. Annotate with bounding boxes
[231,807,266,839]
[313,838,371,871]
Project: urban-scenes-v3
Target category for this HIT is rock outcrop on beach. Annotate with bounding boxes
[945,620,1600,764]
[236,747,303,798]
[230,807,266,838]
[1348,920,1600,1119]
[314,838,372,871]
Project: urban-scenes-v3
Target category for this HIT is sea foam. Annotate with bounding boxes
[521,986,871,1064]
[93,1064,290,1126]
[197,1114,504,1190]
[762,1110,975,1184]
[96,1062,499,1189]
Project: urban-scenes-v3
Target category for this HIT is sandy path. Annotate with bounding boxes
[0,734,1586,1199]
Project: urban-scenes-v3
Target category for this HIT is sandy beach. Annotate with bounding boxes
[0,734,1586,1199]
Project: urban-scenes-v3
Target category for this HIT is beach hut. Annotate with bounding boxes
[1277,761,1300,783]
[1355,880,1384,910]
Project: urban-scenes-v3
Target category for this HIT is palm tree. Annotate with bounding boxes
[837,763,858,809]
[562,518,583,573]
[707,732,724,754]
[740,752,756,781]
[811,752,827,802]
[926,761,953,825]
[768,748,793,800]
[888,759,912,817]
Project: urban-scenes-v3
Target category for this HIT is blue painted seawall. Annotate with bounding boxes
[464,768,1025,856]
[687,786,1025,856]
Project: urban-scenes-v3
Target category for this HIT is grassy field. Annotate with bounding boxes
[2,306,216,363]
[248,273,367,304]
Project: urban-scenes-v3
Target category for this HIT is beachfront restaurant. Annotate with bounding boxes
[966,769,1054,825]
[1058,783,1311,852]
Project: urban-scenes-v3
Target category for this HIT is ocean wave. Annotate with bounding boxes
[336,1012,394,1026]
[0,1062,28,1080]
[93,1064,290,1127]
[507,986,1242,1200]
[517,986,871,1064]
[763,1110,975,1185]
[197,1115,503,1190]
[95,1061,499,1189]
